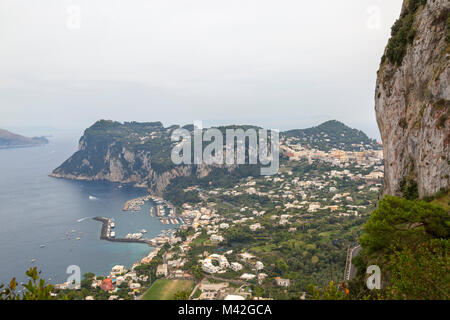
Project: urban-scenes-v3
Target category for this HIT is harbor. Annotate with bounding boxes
[93,217,157,246]
[93,215,181,248]
[123,194,184,226]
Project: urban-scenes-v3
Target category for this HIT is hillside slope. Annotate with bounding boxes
[51,120,376,195]
[283,120,380,152]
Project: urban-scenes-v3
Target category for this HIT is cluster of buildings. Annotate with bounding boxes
[281,137,383,168]
[57,132,385,300]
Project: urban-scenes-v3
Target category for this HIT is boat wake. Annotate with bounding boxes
[88,195,98,200]
[77,217,90,223]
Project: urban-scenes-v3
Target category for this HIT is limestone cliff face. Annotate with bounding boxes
[50,120,225,195]
[375,0,449,198]
[51,139,192,196]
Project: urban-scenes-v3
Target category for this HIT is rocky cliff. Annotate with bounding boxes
[375,0,449,198]
[50,120,204,195]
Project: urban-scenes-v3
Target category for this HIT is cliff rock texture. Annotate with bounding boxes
[375,0,449,198]
[50,121,227,195]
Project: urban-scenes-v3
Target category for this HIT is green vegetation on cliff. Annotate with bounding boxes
[383,0,427,65]
[310,193,449,300]
[352,195,449,300]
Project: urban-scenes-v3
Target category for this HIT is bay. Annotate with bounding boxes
[0,136,171,285]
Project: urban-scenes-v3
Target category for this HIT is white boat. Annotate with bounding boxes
[140,229,147,233]
[110,231,116,238]
[125,232,143,240]
[110,222,115,228]
[40,244,46,248]
[30,258,36,263]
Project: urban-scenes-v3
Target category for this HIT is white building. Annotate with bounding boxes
[202,260,220,274]
[240,273,256,281]
[249,223,262,231]
[129,283,141,290]
[258,273,268,284]
[230,262,243,272]
[255,261,264,271]
[308,203,321,212]
[210,234,224,242]
[110,265,127,276]
[275,277,290,287]
[156,264,168,277]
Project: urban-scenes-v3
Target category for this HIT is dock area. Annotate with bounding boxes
[122,194,182,226]
[122,195,153,211]
[93,217,158,246]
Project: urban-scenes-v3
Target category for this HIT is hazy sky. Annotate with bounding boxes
[0,0,403,139]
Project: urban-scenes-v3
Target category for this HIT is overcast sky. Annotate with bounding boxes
[0,0,403,139]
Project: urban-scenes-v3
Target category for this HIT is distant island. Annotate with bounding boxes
[0,128,49,149]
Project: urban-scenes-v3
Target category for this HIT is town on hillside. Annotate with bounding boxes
[54,133,384,300]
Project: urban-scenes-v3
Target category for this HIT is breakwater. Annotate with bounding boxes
[93,217,155,246]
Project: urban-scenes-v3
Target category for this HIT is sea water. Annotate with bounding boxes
[0,136,172,285]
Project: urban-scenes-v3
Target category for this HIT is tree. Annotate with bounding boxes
[0,267,55,300]
[173,290,190,300]
[356,195,450,300]
[387,239,449,300]
[191,265,203,281]
[360,196,449,254]
[307,281,349,300]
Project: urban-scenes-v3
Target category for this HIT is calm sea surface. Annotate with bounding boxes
[0,137,172,285]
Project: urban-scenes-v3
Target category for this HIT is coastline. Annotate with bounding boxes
[89,193,188,279]
[0,143,48,150]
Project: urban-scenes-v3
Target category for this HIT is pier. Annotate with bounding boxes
[93,217,157,246]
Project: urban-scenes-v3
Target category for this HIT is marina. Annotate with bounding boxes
[122,194,181,225]
[92,214,182,248]
[93,217,156,246]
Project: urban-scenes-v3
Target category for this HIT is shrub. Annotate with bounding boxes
[0,267,55,300]
[385,0,427,65]
[360,196,449,253]
[387,239,449,300]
